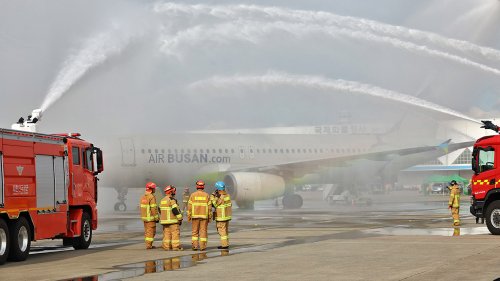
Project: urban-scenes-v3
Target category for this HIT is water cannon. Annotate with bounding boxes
[481,120,499,134]
[11,108,43,133]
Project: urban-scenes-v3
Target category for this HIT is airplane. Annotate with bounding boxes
[97,123,474,211]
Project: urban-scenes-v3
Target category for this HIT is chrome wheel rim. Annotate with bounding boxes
[18,226,28,252]
[83,220,91,242]
[491,209,500,228]
[0,228,7,256]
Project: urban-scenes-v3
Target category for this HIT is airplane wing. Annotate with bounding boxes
[232,140,474,177]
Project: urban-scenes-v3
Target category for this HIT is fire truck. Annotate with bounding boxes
[0,110,103,264]
[470,121,500,234]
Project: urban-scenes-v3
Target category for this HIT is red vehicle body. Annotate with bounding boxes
[470,128,500,234]
[0,128,103,264]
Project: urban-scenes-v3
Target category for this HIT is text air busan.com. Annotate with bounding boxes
[148,153,231,164]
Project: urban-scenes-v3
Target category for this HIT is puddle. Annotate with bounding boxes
[61,229,376,281]
[363,226,490,236]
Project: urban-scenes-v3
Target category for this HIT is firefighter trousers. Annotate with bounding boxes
[216,221,229,247]
[451,207,460,226]
[162,223,181,250]
[191,218,208,250]
[143,221,157,249]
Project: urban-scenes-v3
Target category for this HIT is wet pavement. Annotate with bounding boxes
[2,190,500,281]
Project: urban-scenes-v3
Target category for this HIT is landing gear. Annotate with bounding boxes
[236,200,254,209]
[114,202,127,212]
[114,187,128,212]
[282,194,303,209]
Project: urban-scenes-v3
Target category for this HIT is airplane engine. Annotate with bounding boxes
[224,172,286,209]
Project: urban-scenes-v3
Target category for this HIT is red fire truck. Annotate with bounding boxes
[0,127,103,264]
[470,121,500,234]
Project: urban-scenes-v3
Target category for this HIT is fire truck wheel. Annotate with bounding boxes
[73,212,92,250]
[8,217,31,261]
[486,201,500,235]
[0,219,9,265]
[114,202,127,212]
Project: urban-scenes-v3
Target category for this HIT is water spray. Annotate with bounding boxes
[40,25,135,112]
[154,3,500,63]
[188,72,482,124]
[161,20,500,77]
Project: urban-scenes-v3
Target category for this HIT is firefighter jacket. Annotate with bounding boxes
[182,192,190,203]
[188,190,211,219]
[448,186,460,208]
[160,196,183,224]
[140,192,159,222]
[211,191,232,222]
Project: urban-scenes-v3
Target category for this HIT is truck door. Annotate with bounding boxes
[472,146,497,198]
[70,146,84,198]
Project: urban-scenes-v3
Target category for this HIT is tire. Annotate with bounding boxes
[73,212,92,249]
[0,219,9,265]
[485,201,500,235]
[8,217,31,261]
[114,202,127,212]
[283,194,303,209]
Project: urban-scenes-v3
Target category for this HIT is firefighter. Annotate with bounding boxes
[187,180,211,251]
[211,181,232,249]
[448,180,461,226]
[140,182,159,249]
[160,185,183,251]
[182,187,190,214]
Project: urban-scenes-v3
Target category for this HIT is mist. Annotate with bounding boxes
[1,0,500,212]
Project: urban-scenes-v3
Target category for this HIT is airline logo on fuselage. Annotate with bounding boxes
[148,153,231,164]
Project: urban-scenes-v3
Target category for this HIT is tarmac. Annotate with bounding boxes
[1,190,500,281]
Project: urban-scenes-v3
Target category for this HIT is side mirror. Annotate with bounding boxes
[92,147,104,174]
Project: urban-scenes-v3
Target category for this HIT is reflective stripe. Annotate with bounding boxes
[171,240,180,243]
[192,237,199,241]
[195,196,206,200]
[150,204,157,207]
[220,236,228,240]
[199,238,207,242]
[224,197,230,201]
[145,237,154,242]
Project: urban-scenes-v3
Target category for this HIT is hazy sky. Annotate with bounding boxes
[0,0,499,138]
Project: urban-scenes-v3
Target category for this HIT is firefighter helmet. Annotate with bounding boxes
[164,185,176,194]
[184,187,189,192]
[449,180,457,186]
[214,181,225,191]
[145,182,157,191]
[196,180,205,189]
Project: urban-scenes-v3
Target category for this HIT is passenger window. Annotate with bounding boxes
[72,147,80,165]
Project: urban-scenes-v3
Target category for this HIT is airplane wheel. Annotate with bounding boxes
[9,217,31,262]
[114,202,127,212]
[283,194,303,209]
[0,218,9,265]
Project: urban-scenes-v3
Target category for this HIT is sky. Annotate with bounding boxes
[0,0,499,140]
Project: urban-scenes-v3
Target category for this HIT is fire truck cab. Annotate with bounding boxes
[470,122,500,234]
[0,128,103,264]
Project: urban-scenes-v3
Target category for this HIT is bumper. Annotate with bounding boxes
[470,200,484,217]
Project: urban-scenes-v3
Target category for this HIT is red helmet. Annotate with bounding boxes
[164,185,176,194]
[195,180,205,189]
[145,182,157,191]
